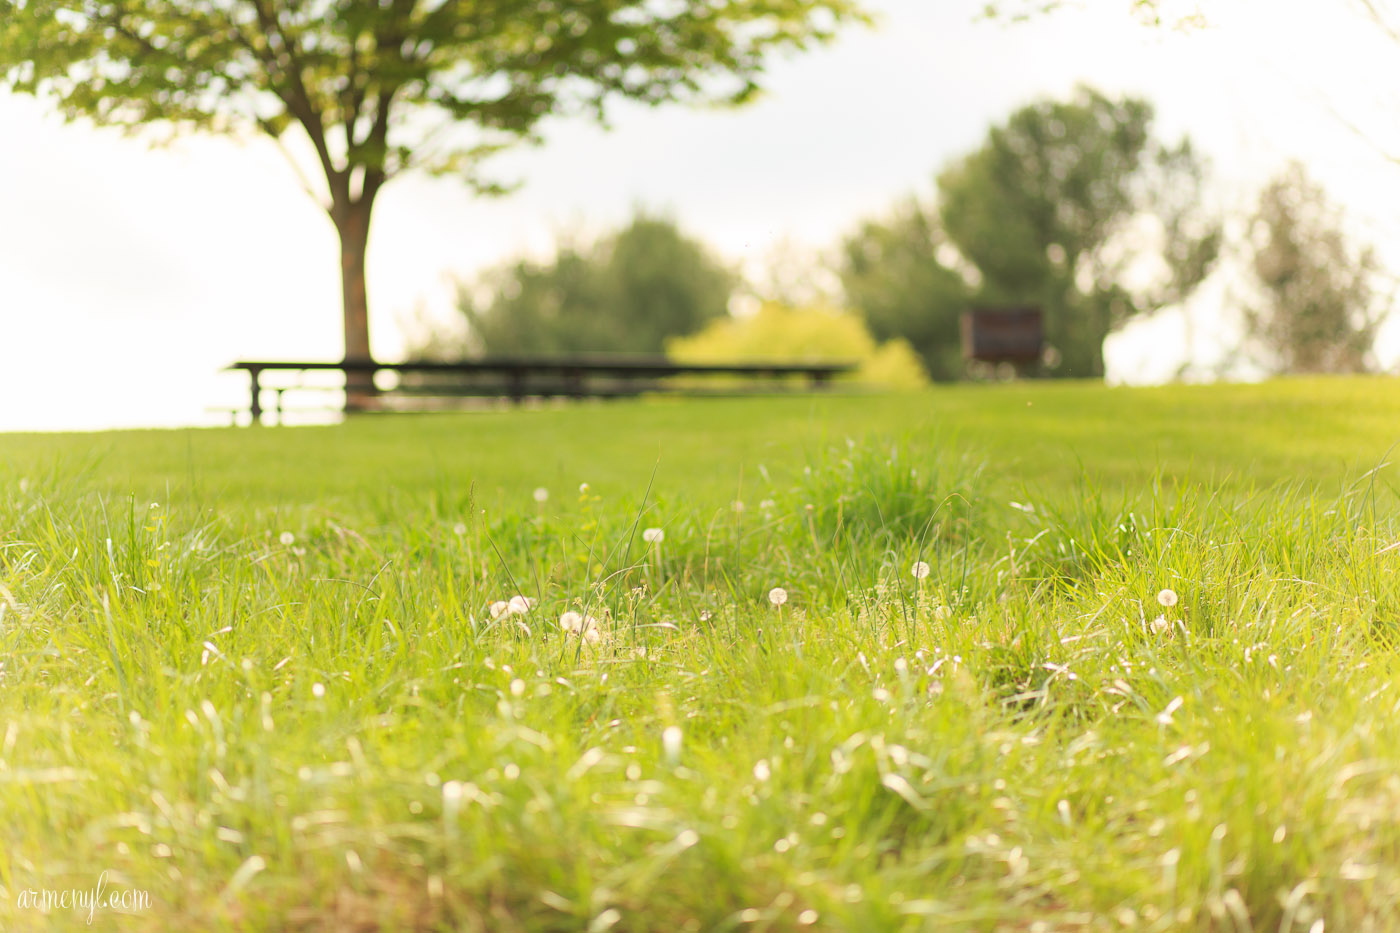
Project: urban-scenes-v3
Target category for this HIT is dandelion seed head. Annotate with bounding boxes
[489,601,510,619]
[1158,588,1179,608]
[1151,615,1171,634]
[507,595,533,615]
[753,759,771,782]
[560,611,583,634]
[279,532,295,546]
[768,587,788,607]
[509,678,525,697]
[583,626,602,646]
[312,682,325,699]
[662,725,683,761]
[452,522,467,536]
[642,527,665,544]
[912,561,931,580]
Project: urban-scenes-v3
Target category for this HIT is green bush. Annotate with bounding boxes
[666,301,929,389]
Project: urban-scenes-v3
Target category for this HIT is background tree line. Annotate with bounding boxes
[423,85,1390,380]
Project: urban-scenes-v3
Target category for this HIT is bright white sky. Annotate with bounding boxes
[3,0,1399,431]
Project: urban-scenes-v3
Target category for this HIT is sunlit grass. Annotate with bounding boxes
[4,380,1400,929]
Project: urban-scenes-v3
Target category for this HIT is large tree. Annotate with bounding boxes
[936,86,1220,377]
[1,0,865,405]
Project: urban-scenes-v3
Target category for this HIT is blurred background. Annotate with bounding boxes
[4,0,1399,431]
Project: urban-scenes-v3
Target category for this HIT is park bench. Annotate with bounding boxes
[226,357,856,425]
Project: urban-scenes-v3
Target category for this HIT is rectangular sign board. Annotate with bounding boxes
[960,307,1044,365]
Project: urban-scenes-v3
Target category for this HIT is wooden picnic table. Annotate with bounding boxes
[226,356,856,424]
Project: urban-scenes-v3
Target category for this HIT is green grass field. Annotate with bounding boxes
[4,379,1400,931]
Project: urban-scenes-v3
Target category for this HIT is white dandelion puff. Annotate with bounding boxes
[1157,588,1179,608]
[662,725,683,762]
[559,611,583,634]
[642,527,665,544]
[583,625,602,646]
[312,682,326,699]
[753,759,772,782]
[533,487,549,504]
[1150,615,1171,634]
[452,522,467,536]
[442,780,464,820]
[768,587,788,607]
[507,595,534,615]
[489,601,510,619]
[911,561,931,580]
[279,532,295,547]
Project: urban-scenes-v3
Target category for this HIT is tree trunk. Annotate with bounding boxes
[335,197,377,413]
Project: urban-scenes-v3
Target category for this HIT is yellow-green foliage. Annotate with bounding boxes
[667,301,929,389]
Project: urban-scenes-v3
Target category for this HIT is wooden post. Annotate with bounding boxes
[248,367,263,425]
[506,367,525,404]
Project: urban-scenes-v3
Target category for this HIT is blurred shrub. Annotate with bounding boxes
[666,301,928,389]
[417,211,736,357]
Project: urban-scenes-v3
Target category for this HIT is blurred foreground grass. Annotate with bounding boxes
[2,378,1400,930]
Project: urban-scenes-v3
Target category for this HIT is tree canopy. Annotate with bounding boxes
[3,0,865,194]
[442,212,736,356]
[1243,162,1387,374]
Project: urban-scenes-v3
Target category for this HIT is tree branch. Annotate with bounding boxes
[247,0,345,205]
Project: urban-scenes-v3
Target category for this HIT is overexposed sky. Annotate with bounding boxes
[2,0,1399,431]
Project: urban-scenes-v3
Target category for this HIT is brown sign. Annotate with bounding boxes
[960,307,1043,365]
